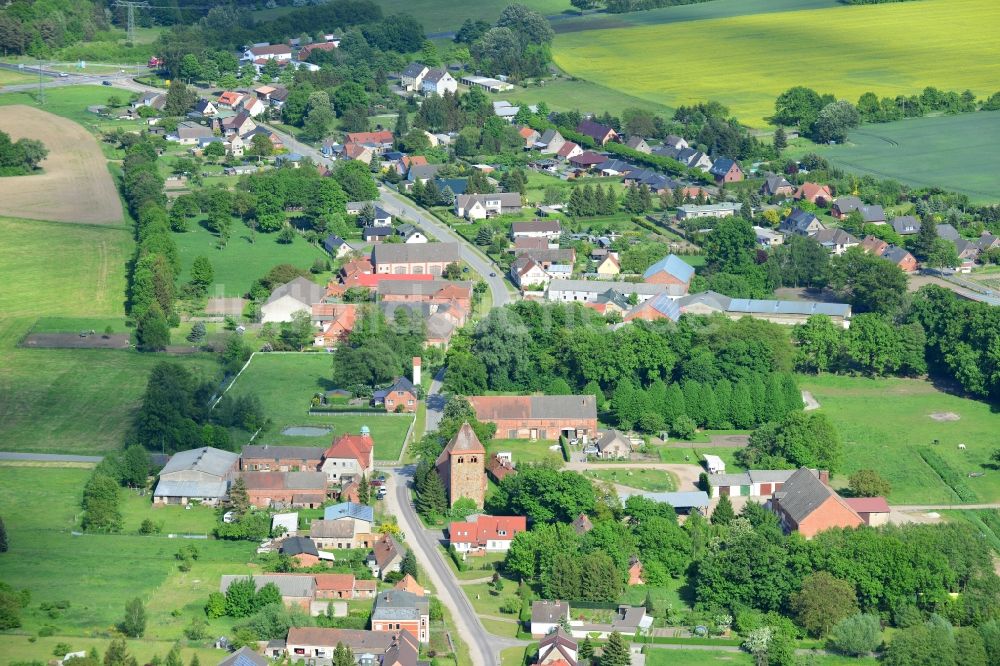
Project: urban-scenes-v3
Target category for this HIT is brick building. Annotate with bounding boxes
[371,589,430,643]
[468,395,597,442]
[240,445,324,472]
[435,422,487,508]
[448,514,527,554]
[767,467,864,538]
[320,429,374,482]
[242,471,329,508]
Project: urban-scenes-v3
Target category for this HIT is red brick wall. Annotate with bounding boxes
[797,497,864,538]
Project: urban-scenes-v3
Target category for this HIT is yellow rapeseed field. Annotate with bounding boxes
[553,0,1000,126]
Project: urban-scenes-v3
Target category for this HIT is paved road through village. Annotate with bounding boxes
[384,466,526,666]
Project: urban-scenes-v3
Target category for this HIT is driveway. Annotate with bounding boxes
[564,461,704,492]
[384,466,527,666]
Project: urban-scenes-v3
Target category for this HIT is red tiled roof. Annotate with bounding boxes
[351,273,435,288]
[449,515,526,546]
[844,497,890,513]
[298,42,338,60]
[313,573,357,592]
[346,130,393,145]
[324,433,373,468]
[218,91,243,106]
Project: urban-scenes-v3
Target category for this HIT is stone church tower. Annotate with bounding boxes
[435,422,487,508]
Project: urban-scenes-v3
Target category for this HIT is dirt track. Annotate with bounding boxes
[0,105,122,224]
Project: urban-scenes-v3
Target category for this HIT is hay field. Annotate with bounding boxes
[553,0,1000,127]
[0,104,123,223]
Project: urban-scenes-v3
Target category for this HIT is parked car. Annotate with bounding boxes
[101,80,112,86]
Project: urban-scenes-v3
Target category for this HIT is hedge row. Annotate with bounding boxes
[918,448,978,502]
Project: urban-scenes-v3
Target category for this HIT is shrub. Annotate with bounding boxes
[918,448,978,502]
[829,613,881,656]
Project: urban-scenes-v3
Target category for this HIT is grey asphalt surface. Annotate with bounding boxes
[425,367,446,434]
[0,452,102,462]
[385,466,527,666]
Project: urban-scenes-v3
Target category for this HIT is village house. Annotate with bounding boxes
[220,575,315,612]
[398,224,427,244]
[531,601,570,637]
[240,96,267,118]
[780,208,826,236]
[468,395,598,442]
[761,174,795,198]
[812,228,860,255]
[323,235,355,259]
[537,129,566,153]
[487,452,516,483]
[345,130,394,152]
[709,157,743,185]
[220,111,256,137]
[243,43,293,63]
[628,556,644,586]
[455,192,522,220]
[679,290,852,328]
[169,121,213,145]
[362,227,393,243]
[622,293,682,323]
[436,422,488,508]
[546,279,677,304]
[377,280,472,314]
[285,627,413,662]
[153,447,239,506]
[310,501,375,549]
[576,119,618,145]
[592,429,633,459]
[372,242,461,275]
[624,136,651,153]
[510,256,555,290]
[556,141,583,161]
[794,182,833,205]
[421,69,457,96]
[313,573,376,601]
[676,202,743,220]
[320,430,374,482]
[567,151,606,170]
[192,99,217,117]
[755,226,785,248]
[567,605,652,639]
[449,515,527,554]
[298,42,338,62]
[512,220,561,241]
[400,62,430,91]
[860,235,890,257]
[768,468,865,538]
[643,254,695,294]
[367,533,406,578]
[663,134,688,150]
[371,590,430,644]
[536,628,578,665]
[596,254,621,277]
[372,376,418,413]
[882,245,918,272]
[217,91,245,109]
[261,276,324,323]
[311,303,358,349]
[241,445,324,472]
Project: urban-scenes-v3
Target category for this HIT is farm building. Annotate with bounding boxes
[153,447,239,506]
[618,490,711,514]
[706,469,798,498]
[468,395,598,442]
[678,291,852,328]
[767,468,865,538]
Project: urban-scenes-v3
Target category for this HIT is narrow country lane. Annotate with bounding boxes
[384,467,528,666]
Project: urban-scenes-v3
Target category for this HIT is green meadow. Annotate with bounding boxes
[799,112,1000,202]
[554,0,1000,127]
[798,374,1000,504]
[225,353,414,460]
[174,222,329,297]
[0,466,256,649]
[0,216,218,455]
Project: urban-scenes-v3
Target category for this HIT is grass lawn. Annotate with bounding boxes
[642,649,751,665]
[225,353,413,460]
[461,577,521,617]
[0,636,226,666]
[620,579,693,612]
[586,468,676,492]
[120,490,221,535]
[0,69,38,87]
[0,85,136,130]
[797,112,1000,203]
[658,446,746,473]
[487,438,564,467]
[174,222,329,297]
[0,217,220,455]
[440,545,505,581]
[0,466,257,643]
[500,645,533,666]
[798,374,1000,503]
[553,0,1000,127]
